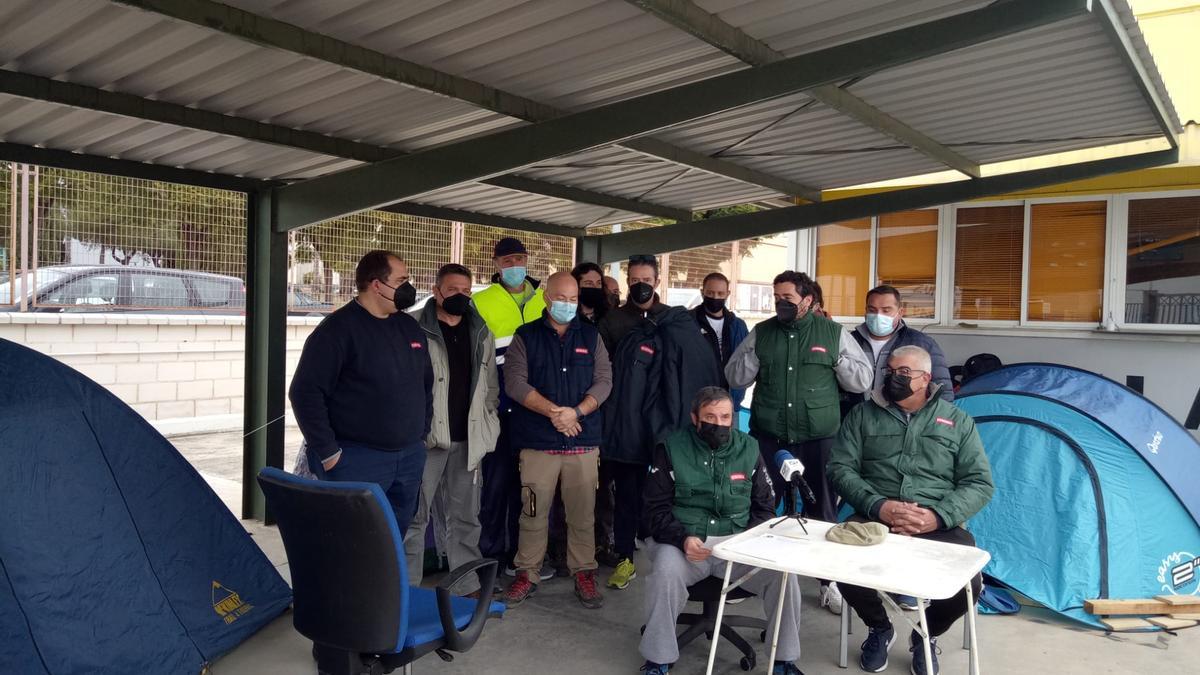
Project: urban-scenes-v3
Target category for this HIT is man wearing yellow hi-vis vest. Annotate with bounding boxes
[474,237,547,573]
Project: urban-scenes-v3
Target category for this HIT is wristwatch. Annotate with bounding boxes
[574,406,585,420]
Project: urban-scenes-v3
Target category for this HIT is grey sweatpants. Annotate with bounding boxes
[403,441,482,593]
[640,538,803,665]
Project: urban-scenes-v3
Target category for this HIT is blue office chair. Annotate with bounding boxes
[257,468,504,675]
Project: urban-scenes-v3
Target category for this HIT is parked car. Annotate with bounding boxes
[0,265,246,314]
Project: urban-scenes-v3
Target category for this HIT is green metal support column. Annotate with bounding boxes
[242,189,289,521]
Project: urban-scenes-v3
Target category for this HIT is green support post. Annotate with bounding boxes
[242,189,289,522]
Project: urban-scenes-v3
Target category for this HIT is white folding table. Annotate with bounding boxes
[708,518,990,675]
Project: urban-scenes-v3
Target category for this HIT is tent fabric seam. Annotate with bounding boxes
[975,414,1111,600]
[0,554,51,675]
[78,408,207,664]
[957,387,1194,517]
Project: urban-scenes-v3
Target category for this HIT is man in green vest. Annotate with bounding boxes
[639,387,804,675]
[726,270,873,615]
[473,237,549,578]
[826,345,993,675]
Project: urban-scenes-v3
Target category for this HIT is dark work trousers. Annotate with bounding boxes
[595,460,617,550]
[611,460,648,559]
[751,432,839,522]
[312,441,427,534]
[838,515,984,637]
[479,412,521,565]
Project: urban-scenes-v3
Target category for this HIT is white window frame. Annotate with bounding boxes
[1112,188,1200,334]
[816,210,943,326]
[1022,194,1113,330]
[946,199,1025,327]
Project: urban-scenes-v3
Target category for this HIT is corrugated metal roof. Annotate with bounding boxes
[0,0,1182,231]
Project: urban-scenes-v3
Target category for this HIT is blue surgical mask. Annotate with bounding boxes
[500,265,527,288]
[865,312,895,337]
[549,300,577,324]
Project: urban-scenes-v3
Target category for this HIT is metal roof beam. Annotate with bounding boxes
[0,141,268,193]
[0,69,691,222]
[1092,0,1180,147]
[110,0,821,200]
[625,0,982,178]
[271,0,1090,230]
[619,137,821,201]
[484,174,692,222]
[379,203,581,239]
[585,147,1178,262]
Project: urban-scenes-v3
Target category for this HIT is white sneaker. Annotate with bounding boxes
[821,582,844,615]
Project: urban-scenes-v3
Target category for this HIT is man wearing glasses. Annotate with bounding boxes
[826,345,993,675]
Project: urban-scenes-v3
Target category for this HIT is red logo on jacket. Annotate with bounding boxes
[574,347,589,355]
[810,345,828,353]
[410,341,422,349]
[639,345,655,355]
[935,417,955,427]
[730,472,747,482]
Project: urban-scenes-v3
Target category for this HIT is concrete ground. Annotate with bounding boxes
[175,430,1200,675]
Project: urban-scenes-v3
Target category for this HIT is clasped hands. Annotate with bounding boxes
[878,500,939,535]
[548,405,581,437]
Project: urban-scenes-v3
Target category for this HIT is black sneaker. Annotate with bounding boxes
[772,661,804,675]
[859,623,896,672]
[909,632,940,675]
[640,661,669,674]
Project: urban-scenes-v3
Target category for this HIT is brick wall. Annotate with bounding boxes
[0,314,322,426]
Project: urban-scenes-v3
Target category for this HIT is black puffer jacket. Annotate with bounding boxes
[602,306,721,464]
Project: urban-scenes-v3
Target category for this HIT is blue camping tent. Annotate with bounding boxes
[957,364,1200,627]
[0,339,292,673]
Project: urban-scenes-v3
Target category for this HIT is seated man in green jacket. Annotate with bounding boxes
[639,387,803,675]
[827,346,993,675]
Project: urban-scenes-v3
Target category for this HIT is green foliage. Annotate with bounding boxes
[34,168,246,277]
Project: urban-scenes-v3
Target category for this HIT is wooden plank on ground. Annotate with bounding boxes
[1148,617,1198,630]
[1085,599,1172,615]
[1100,617,1156,631]
[1156,595,1200,606]
[1170,613,1200,620]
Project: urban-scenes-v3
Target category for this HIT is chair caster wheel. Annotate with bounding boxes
[740,655,756,671]
[639,625,646,635]
[760,630,766,643]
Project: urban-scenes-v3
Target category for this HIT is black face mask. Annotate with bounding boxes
[629,282,655,306]
[697,422,732,450]
[775,299,798,323]
[882,372,914,402]
[440,292,470,316]
[382,281,417,311]
[702,296,726,315]
[579,287,608,311]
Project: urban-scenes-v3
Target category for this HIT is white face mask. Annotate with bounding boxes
[865,312,896,337]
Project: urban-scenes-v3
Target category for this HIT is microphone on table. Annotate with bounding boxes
[774,449,818,508]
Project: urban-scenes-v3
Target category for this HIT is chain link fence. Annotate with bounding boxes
[1,163,14,306]
[0,163,577,313]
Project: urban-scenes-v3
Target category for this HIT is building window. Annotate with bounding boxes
[877,210,938,319]
[954,205,1023,321]
[1027,201,1106,323]
[815,218,870,317]
[1125,196,1200,325]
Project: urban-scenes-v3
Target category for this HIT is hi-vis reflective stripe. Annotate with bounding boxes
[494,335,514,350]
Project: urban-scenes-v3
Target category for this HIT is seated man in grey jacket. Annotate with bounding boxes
[403,264,500,597]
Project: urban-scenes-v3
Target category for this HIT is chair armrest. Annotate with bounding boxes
[435,558,499,652]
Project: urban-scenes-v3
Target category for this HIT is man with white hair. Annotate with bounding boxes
[827,345,994,675]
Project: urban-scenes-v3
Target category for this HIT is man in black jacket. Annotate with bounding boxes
[290,250,432,533]
[639,387,803,675]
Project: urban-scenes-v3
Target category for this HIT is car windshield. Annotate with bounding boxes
[0,268,69,304]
